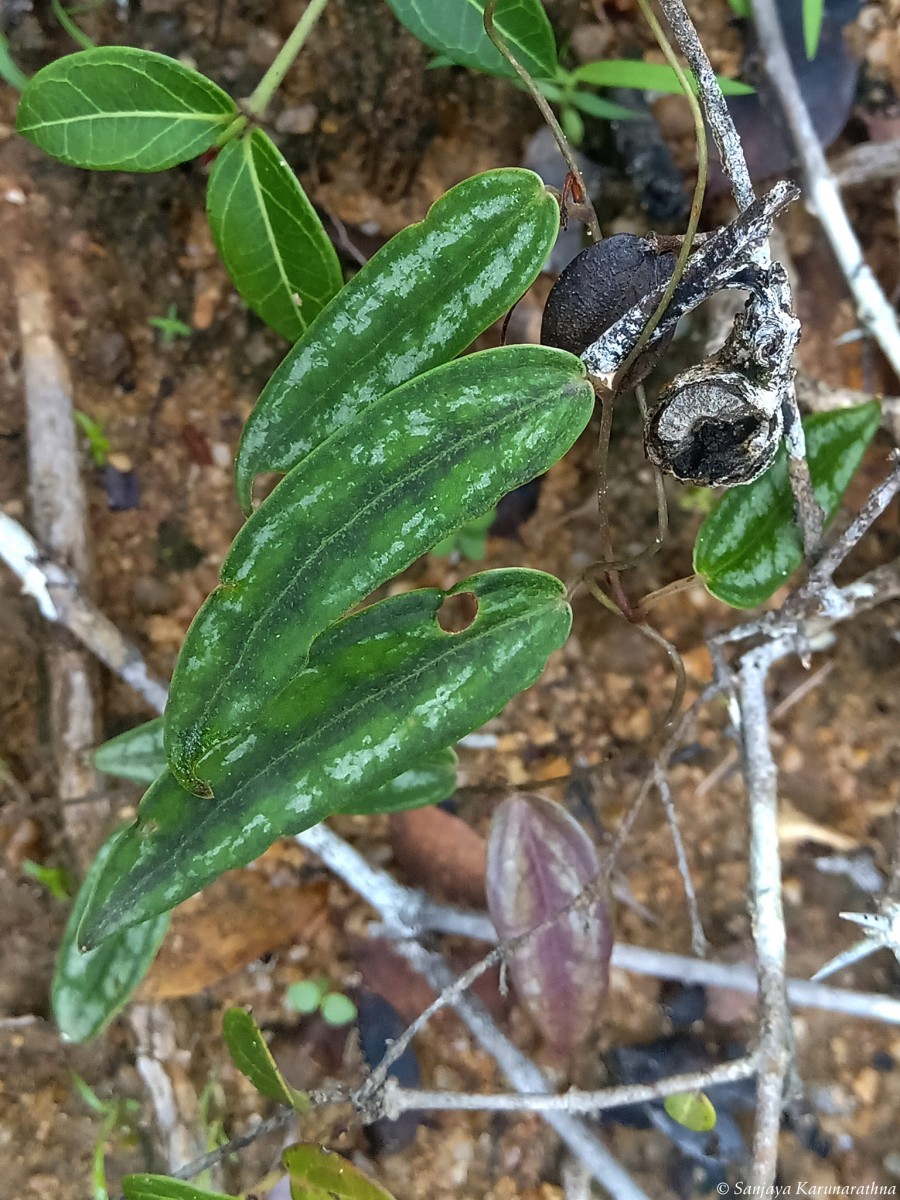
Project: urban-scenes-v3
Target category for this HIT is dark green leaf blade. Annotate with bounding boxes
[235,168,561,511]
[166,345,591,793]
[123,1177,234,1200]
[694,402,881,608]
[52,829,169,1042]
[16,47,236,171]
[354,747,457,814]
[222,1008,308,1109]
[78,568,571,944]
[384,0,556,81]
[285,1144,397,1200]
[93,718,165,784]
[206,131,343,341]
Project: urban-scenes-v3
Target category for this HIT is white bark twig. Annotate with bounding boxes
[750,0,900,380]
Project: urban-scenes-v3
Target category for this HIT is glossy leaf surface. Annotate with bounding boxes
[206,130,343,341]
[695,402,881,608]
[52,829,169,1042]
[384,0,556,81]
[93,718,165,785]
[235,168,561,510]
[123,1178,233,1200]
[487,793,612,1056]
[166,346,591,792]
[223,1007,308,1109]
[79,570,571,945]
[17,47,236,171]
[285,1144,397,1200]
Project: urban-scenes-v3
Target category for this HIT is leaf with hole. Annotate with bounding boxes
[222,1007,308,1109]
[52,829,169,1042]
[206,130,343,341]
[664,1090,717,1132]
[17,47,237,171]
[235,168,561,510]
[572,59,753,96]
[165,346,591,793]
[384,0,557,81]
[93,718,166,785]
[284,1144,397,1200]
[694,402,881,608]
[78,569,571,945]
[123,1177,234,1200]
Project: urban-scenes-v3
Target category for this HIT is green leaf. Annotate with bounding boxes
[16,47,237,171]
[166,345,591,792]
[356,747,457,813]
[694,402,881,608]
[52,829,169,1042]
[803,0,825,59]
[284,1144,397,1200]
[222,1007,308,1109]
[78,569,571,945]
[0,33,30,91]
[432,509,495,561]
[23,859,73,901]
[123,1176,235,1200]
[572,59,753,96]
[566,89,641,122]
[93,718,166,785]
[285,980,326,1013]
[664,1090,717,1132]
[206,130,343,342]
[384,0,557,81]
[235,168,561,511]
[725,0,751,14]
[320,993,357,1026]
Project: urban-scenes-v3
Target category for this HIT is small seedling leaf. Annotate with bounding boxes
[78,569,571,945]
[284,1144,397,1200]
[384,0,557,81]
[17,47,237,171]
[664,1090,717,1132]
[222,1007,308,1109]
[93,718,166,785]
[285,980,326,1014]
[52,828,169,1042]
[572,59,753,96]
[206,130,343,341]
[235,168,561,510]
[123,1176,235,1200]
[165,346,591,792]
[320,993,357,1026]
[694,402,881,608]
[803,0,825,59]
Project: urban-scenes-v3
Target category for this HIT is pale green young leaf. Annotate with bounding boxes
[284,1144,398,1200]
[123,1176,234,1200]
[572,59,753,96]
[235,168,561,511]
[384,0,557,81]
[17,47,237,171]
[52,828,169,1042]
[694,402,881,608]
[165,346,591,794]
[206,130,343,341]
[222,1008,308,1109]
[78,569,571,945]
[93,718,165,785]
[803,0,825,59]
[664,1091,717,1132]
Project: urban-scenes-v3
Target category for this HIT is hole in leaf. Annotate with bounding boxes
[436,591,478,634]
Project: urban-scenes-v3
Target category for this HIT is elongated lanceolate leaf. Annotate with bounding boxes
[52,829,169,1042]
[487,793,612,1057]
[572,59,753,96]
[384,0,556,81]
[79,569,571,945]
[235,168,561,511]
[165,346,591,793]
[694,402,881,608]
[206,131,343,341]
[285,1144,397,1200]
[17,47,237,171]
[93,717,165,784]
[124,1178,234,1200]
[223,1007,308,1109]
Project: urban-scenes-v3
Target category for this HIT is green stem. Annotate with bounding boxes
[245,0,330,119]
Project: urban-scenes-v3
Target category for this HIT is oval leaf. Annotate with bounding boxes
[165,346,591,792]
[235,168,561,511]
[572,60,753,96]
[52,828,169,1042]
[664,1090,717,1133]
[16,47,237,171]
[284,1144,397,1200]
[93,717,165,784]
[222,1007,308,1109]
[694,402,881,608]
[78,569,571,945]
[384,0,556,81]
[124,1177,234,1200]
[486,793,612,1056]
[206,130,343,341]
